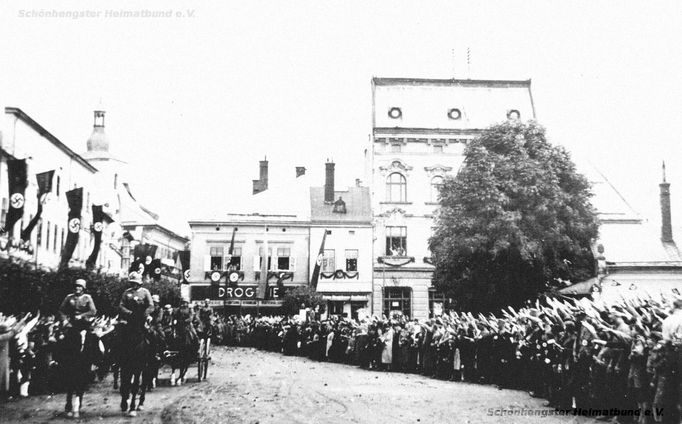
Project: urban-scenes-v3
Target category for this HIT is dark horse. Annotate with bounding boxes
[167,318,198,386]
[54,325,102,418]
[117,323,151,417]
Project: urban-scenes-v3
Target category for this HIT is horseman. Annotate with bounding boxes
[57,278,98,418]
[197,299,214,338]
[117,271,154,416]
[58,278,97,330]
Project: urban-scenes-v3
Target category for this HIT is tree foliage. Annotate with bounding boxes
[281,285,326,316]
[429,121,599,312]
[0,258,182,316]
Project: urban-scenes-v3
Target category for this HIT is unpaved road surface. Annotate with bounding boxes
[1,346,597,424]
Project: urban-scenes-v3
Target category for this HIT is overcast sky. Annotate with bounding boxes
[2,1,682,235]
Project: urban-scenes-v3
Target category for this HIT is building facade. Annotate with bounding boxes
[370,78,536,319]
[0,107,122,272]
[188,161,373,317]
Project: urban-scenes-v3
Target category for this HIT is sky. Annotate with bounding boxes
[2,1,682,235]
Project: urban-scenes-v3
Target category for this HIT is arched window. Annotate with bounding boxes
[430,176,444,202]
[386,173,406,202]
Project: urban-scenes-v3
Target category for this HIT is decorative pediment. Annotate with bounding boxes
[379,159,413,177]
[424,164,453,177]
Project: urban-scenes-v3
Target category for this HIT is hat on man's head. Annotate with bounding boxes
[128,272,143,284]
[152,294,160,303]
[164,304,172,310]
[74,279,87,288]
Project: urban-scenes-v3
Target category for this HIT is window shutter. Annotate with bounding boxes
[203,255,211,272]
[289,257,296,272]
[253,255,261,271]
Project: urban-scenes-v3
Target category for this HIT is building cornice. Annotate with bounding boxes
[372,77,532,88]
[374,127,483,136]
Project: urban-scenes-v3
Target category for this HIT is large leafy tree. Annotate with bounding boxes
[429,121,598,312]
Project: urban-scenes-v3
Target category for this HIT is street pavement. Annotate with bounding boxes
[0,346,599,423]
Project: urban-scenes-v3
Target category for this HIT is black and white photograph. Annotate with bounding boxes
[1,1,682,423]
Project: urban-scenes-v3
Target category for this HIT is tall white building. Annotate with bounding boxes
[370,78,535,319]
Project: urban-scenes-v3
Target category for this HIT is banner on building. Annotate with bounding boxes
[85,204,104,269]
[20,170,54,242]
[178,250,191,283]
[309,229,328,290]
[59,187,83,269]
[1,159,28,235]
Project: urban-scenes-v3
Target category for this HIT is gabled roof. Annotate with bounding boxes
[5,107,98,173]
[310,186,371,224]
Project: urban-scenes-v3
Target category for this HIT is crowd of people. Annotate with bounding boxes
[211,293,682,423]
[4,276,682,422]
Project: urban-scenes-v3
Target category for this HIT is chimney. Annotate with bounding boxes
[296,166,306,178]
[324,160,335,203]
[355,178,362,187]
[252,157,269,195]
[660,161,673,242]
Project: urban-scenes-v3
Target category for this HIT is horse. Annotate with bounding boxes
[117,322,151,417]
[142,324,166,391]
[167,317,198,386]
[53,324,102,418]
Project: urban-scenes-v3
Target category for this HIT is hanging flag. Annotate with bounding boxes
[178,250,191,283]
[59,187,83,269]
[85,204,104,269]
[257,226,269,299]
[20,170,54,242]
[1,159,28,235]
[309,229,328,290]
[150,258,162,281]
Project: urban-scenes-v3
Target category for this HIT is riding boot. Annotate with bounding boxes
[65,393,73,413]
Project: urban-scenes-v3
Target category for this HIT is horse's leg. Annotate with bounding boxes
[120,367,132,413]
[170,364,176,386]
[138,370,147,410]
[73,388,82,418]
[65,390,73,414]
[128,370,140,416]
[113,363,119,390]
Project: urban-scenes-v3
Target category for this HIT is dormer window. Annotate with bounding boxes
[447,108,462,120]
[332,197,347,214]
[507,109,520,120]
[388,107,402,119]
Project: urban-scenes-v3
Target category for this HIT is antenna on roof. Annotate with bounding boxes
[467,47,471,79]
[663,160,667,183]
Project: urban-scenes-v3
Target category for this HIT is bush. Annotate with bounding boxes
[0,257,181,316]
[281,285,326,316]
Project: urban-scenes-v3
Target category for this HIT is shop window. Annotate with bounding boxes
[385,226,407,256]
[429,291,451,318]
[386,172,406,202]
[383,287,412,318]
[322,249,335,272]
[257,246,273,270]
[345,249,358,272]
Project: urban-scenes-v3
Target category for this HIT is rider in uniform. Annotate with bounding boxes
[119,272,155,329]
[58,279,97,330]
[57,278,97,418]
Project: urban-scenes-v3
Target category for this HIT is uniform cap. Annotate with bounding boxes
[128,272,143,284]
[152,294,160,302]
[74,279,87,288]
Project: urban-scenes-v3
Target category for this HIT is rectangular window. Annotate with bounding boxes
[383,287,412,318]
[385,226,407,256]
[209,246,224,271]
[345,249,358,272]
[227,246,242,270]
[56,176,60,196]
[322,249,335,272]
[276,247,291,271]
[61,229,65,251]
[46,221,51,251]
[433,145,444,153]
[37,220,42,247]
[53,224,58,252]
[0,198,6,228]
